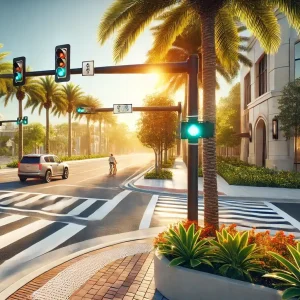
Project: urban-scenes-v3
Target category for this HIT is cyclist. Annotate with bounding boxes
[108,154,117,175]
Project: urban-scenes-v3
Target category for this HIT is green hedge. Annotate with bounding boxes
[217,157,300,188]
[144,169,173,179]
[6,154,108,168]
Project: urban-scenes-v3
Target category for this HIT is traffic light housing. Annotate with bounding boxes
[22,116,28,125]
[16,117,22,125]
[180,119,214,143]
[13,57,26,86]
[55,44,70,82]
[76,107,96,114]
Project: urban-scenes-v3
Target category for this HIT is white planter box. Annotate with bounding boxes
[154,251,283,300]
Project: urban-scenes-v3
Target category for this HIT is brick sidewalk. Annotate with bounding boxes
[7,239,168,300]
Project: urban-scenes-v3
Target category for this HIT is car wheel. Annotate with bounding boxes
[44,170,51,183]
[19,176,27,182]
[62,168,69,179]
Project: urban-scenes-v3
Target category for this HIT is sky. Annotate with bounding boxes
[0,0,238,131]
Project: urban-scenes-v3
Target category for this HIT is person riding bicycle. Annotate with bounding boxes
[108,154,117,175]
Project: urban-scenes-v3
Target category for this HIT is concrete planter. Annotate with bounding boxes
[154,251,283,300]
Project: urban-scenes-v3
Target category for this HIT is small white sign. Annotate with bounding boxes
[82,60,94,76]
[113,104,132,114]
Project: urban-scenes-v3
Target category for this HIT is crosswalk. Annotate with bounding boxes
[151,196,300,238]
[0,212,85,271]
[0,191,109,220]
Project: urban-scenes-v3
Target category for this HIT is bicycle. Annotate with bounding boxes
[109,163,114,175]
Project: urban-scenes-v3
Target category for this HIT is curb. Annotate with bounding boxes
[0,227,165,299]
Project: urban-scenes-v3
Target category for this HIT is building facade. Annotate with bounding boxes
[240,12,300,171]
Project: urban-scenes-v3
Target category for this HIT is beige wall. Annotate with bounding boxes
[240,13,298,171]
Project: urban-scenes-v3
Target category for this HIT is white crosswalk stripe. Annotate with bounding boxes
[0,213,85,273]
[151,196,300,238]
[0,191,109,219]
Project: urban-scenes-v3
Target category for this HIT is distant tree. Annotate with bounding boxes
[14,123,45,154]
[137,94,177,173]
[0,136,10,156]
[216,83,241,153]
[278,79,300,170]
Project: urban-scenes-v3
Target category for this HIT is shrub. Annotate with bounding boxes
[217,158,300,188]
[264,243,300,300]
[198,167,203,177]
[59,154,107,162]
[155,222,212,268]
[209,229,264,282]
[7,160,18,168]
[144,169,172,179]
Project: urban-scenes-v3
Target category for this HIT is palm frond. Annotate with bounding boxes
[238,53,252,67]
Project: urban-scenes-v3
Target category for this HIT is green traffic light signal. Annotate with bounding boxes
[13,57,26,86]
[55,44,70,83]
[23,116,28,125]
[16,117,22,125]
[56,67,66,77]
[76,107,84,113]
[180,120,214,142]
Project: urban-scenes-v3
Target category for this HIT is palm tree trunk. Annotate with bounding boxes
[201,12,219,230]
[18,99,23,161]
[68,112,72,157]
[46,107,50,154]
[87,117,91,156]
[99,119,102,154]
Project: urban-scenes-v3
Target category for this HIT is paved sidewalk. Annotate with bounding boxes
[7,239,167,300]
[133,158,300,200]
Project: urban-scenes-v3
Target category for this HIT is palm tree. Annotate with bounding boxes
[4,73,44,161]
[98,0,300,230]
[25,76,66,154]
[76,95,101,155]
[0,44,12,95]
[147,21,251,165]
[61,83,84,157]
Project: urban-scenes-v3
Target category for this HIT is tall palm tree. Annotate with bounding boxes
[25,76,66,154]
[4,73,44,161]
[147,21,251,165]
[76,95,101,155]
[0,44,12,95]
[98,0,300,230]
[61,83,84,157]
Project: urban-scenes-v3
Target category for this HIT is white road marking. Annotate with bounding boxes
[264,202,300,231]
[38,184,118,190]
[67,199,97,216]
[0,223,85,269]
[0,193,30,205]
[14,194,48,207]
[0,215,27,227]
[42,197,80,211]
[88,190,131,220]
[0,192,17,200]
[0,219,53,250]
[139,195,159,229]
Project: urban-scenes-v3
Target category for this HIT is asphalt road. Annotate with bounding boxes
[0,153,155,278]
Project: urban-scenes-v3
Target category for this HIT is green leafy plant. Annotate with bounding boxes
[156,223,212,268]
[144,169,172,179]
[6,160,18,168]
[263,243,300,300]
[209,229,264,282]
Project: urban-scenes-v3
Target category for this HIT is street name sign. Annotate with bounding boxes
[82,60,94,76]
[113,104,132,114]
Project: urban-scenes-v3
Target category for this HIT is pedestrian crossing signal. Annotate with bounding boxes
[55,44,70,83]
[13,57,26,86]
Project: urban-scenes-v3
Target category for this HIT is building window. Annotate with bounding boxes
[295,42,300,79]
[244,73,251,109]
[258,54,267,96]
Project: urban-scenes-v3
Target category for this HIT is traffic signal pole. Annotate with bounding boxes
[187,55,199,223]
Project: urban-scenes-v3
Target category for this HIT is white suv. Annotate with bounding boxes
[18,154,69,183]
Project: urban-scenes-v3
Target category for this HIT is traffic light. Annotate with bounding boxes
[16,117,22,125]
[76,107,96,114]
[55,44,70,83]
[181,120,214,142]
[13,57,26,86]
[22,116,28,125]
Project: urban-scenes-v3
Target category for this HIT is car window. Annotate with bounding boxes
[20,156,40,164]
[54,156,60,163]
[44,156,50,162]
[48,156,55,163]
